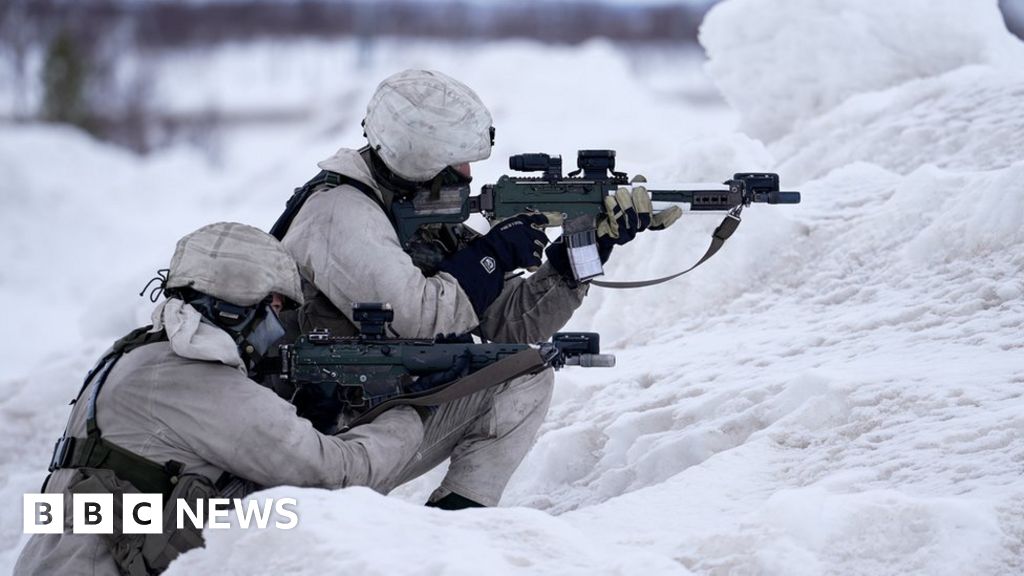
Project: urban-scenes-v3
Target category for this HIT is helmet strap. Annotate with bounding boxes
[179,292,284,373]
[361,146,419,202]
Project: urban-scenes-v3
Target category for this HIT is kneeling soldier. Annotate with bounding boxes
[15,222,425,576]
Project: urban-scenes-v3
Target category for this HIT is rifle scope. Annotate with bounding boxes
[509,153,562,180]
[508,149,622,181]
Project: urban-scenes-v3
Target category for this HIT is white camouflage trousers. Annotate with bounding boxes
[377,368,555,506]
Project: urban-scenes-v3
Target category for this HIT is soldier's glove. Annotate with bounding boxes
[438,213,554,315]
[546,184,682,285]
[480,212,553,272]
[596,185,682,261]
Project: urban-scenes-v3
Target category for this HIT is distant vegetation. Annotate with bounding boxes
[1,0,1021,152]
[16,0,712,48]
[0,0,713,151]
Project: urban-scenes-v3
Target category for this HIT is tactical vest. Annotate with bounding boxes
[47,327,179,494]
[46,327,229,576]
[270,169,479,339]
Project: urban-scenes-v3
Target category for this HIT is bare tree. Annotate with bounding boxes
[0,0,36,119]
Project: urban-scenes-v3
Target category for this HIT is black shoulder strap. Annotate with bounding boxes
[270,170,381,240]
[47,327,185,498]
[83,325,168,439]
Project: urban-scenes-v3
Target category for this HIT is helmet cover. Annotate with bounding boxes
[165,222,303,307]
[364,69,493,182]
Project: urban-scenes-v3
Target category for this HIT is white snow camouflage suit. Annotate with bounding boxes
[280,146,589,505]
[14,297,426,576]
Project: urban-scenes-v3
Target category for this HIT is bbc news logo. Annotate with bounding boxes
[23,494,298,534]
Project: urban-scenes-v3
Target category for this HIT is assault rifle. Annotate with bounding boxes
[391,149,801,286]
[278,303,614,433]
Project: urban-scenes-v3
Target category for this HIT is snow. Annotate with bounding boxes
[2,0,1024,574]
[700,0,1024,142]
[166,487,688,576]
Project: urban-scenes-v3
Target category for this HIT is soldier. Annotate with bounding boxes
[275,69,680,510]
[15,222,425,576]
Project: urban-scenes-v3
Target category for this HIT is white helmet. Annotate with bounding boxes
[165,222,303,307]
[364,69,493,182]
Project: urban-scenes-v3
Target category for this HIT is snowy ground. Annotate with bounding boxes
[2,0,1023,574]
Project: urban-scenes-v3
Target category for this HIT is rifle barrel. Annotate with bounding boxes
[768,191,802,204]
[649,189,724,203]
[650,188,740,211]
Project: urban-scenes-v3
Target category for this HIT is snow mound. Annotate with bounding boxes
[166,487,689,576]
[775,66,1024,182]
[4,3,1024,575]
[700,0,1024,142]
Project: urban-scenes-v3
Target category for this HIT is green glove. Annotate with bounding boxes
[597,185,682,249]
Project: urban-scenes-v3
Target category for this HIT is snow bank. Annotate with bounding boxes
[0,39,729,572]
[0,124,279,379]
[753,488,1005,575]
[511,1,1024,573]
[774,65,1024,182]
[165,487,688,576]
[700,0,1024,142]
[4,2,1024,574]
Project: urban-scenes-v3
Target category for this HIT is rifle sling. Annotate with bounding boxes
[591,211,741,289]
[346,347,548,429]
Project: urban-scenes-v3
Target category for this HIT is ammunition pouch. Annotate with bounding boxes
[64,467,217,576]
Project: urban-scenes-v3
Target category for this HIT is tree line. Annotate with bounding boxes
[4,0,1021,153]
[14,0,709,48]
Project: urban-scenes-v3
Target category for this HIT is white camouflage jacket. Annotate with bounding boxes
[282,147,589,343]
[14,301,424,576]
